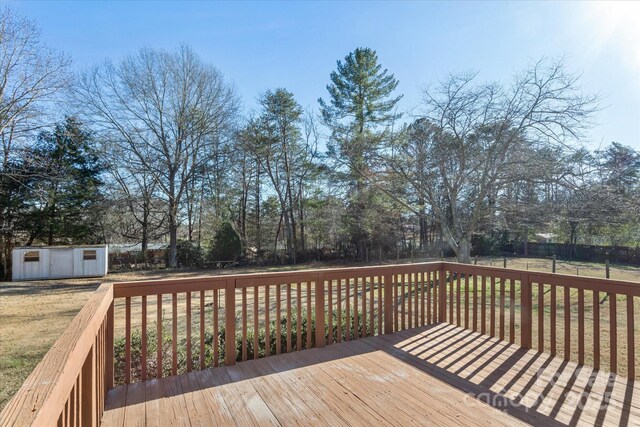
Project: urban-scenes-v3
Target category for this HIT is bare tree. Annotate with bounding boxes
[75,45,238,267]
[386,58,598,263]
[0,7,70,277]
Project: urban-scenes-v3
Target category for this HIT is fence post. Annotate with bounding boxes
[606,255,610,279]
[552,255,556,273]
[225,279,236,365]
[438,264,447,323]
[315,273,326,347]
[521,273,533,349]
[383,272,393,334]
[503,257,507,268]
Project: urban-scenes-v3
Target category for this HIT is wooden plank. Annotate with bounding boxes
[564,286,570,361]
[337,279,342,342]
[276,284,281,355]
[297,282,303,349]
[550,285,557,357]
[578,288,584,365]
[509,279,515,344]
[499,278,505,341]
[346,279,351,340]
[354,277,360,336]
[157,295,162,379]
[265,285,270,357]
[125,297,131,384]
[490,276,496,337]
[593,289,600,370]
[141,296,147,382]
[472,274,477,332]
[287,283,292,352]
[538,282,544,353]
[628,295,635,379]
[369,276,375,336]
[254,285,259,360]
[123,381,145,427]
[199,290,205,370]
[172,293,177,376]
[307,281,312,348]
[481,275,486,335]
[186,292,192,372]
[213,289,219,367]
[242,287,247,362]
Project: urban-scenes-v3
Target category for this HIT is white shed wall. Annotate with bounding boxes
[12,245,108,281]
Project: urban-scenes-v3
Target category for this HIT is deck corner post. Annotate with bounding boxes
[383,272,393,334]
[225,279,237,365]
[438,265,447,323]
[315,273,326,347]
[521,273,533,349]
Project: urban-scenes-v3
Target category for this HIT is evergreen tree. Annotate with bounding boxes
[319,47,402,259]
[28,117,105,244]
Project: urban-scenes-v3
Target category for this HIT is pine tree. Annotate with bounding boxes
[319,47,402,258]
[28,116,105,245]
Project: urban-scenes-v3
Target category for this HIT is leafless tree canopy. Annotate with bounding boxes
[75,45,239,267]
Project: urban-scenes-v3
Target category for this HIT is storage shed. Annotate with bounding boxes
[12,245,108,281]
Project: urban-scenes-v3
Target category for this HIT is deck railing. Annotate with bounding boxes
[1,261,638,426]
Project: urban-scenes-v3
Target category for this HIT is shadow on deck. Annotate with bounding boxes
[102,323,639,426]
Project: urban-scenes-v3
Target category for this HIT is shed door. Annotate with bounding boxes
[49,249,74,278]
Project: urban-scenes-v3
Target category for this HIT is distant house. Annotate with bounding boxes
[12,245,108,281]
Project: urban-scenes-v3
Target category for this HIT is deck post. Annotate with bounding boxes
[315,273,326,347]
[438,265,447,323]
[105,301,114,391]
[383,272,393,334]
[520,273,533,349]
[225,279,237,365]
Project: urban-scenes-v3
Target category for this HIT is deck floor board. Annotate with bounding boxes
[102,323,639,426]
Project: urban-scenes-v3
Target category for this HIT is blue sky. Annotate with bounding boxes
[8,0,640,149]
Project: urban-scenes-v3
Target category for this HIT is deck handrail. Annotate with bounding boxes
[2,261,639,426]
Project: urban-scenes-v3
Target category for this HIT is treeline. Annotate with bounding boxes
[1,9,639,277]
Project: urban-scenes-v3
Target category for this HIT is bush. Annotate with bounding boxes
[176,240,204,268]
[209,222,241,261]
[114,307,365,385]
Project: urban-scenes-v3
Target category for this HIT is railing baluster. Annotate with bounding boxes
[538,282,544,352]
[499,278,505,341]
[213,289,219,367]
[593,289,600,370]
[465,273,470,330]
[297,282,302,349]
[550,285,557,357]
[306,281,312,348]
[287,283,292,352]
[362,276,367,338]
[449,271,454,324]
[627,295,635,379]
[369,276,375,336]
[328,280,333,343]
[394,274,399,331]
[490,276,496,337]
[157,295,162,379]
[578,288,584,365]
[481,276,486,335]
[407,274,412,330]
[457,272,461,327]
[346,279,351,340]
[377,276,383,335]
[337,280,342,342]
[265,285,270,357]
[564,287,570,361]
[199,290,205,370]
[186,292,192,372]
[125,297,131,384]
[141,295,147,381]
[253,285,259,360]
[472,274,477,332]
[509,279,515,344]
[242,287,247,361]
[610,293,618,373]
[172,293,177,375]
[354,277,359,337]
[276,284,282,354]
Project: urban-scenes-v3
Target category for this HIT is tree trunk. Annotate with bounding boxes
[168,197,178,268]
[458,235,472,264]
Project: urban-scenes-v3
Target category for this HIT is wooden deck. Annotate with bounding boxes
[101,323,640,426]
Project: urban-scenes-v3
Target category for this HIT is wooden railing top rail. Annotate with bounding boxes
[441,262,640,294]
[0,283,114,427]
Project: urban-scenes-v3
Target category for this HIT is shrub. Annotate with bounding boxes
[114,307,365,385]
